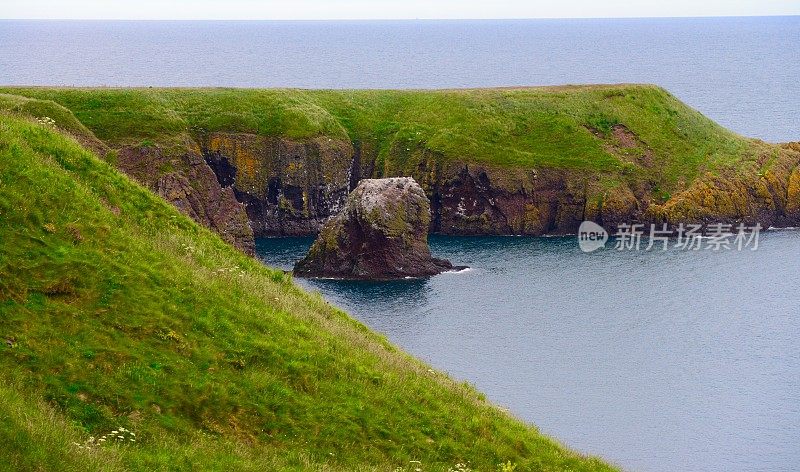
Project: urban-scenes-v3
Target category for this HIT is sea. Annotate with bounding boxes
[2,17,799,471]
[0,17,798,142]
[258,234,800,472]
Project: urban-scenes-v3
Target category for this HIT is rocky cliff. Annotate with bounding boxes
[198,132,800,237]
[116,142,255,254]
[196,132,599,237]
[4,86,799,242]
[649,142,800,228]
[201,132,353,236]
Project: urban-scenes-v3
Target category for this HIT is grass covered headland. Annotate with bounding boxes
[1,84,797,470]
[0,84,761,184]
[4,85,797,242]
[0,111,616,469]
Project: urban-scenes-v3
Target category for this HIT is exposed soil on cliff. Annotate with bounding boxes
[116,144,255,254]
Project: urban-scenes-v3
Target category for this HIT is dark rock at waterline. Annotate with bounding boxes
[293,177,459,279]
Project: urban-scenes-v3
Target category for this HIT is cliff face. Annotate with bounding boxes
[201,133,353,236]
[199,134,589,236]
[412,161,591,235]
[200,133,592,237]
[420,150,800,235]
[197,134,800,237]
[650,142,800,229]
[116,143,255,254]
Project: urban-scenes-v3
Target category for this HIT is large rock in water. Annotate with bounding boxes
[293,177,457,279]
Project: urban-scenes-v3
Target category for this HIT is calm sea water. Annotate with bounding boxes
[257,233,800,472]
[0,17,799,142]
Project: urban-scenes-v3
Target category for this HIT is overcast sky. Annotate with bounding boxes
[3,0,799,20]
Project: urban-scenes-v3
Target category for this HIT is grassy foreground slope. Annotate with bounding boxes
[0,114,614,470]
[0,85,757,192]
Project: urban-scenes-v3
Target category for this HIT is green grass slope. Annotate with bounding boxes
[0,114,615,470]
[0,85,758,193]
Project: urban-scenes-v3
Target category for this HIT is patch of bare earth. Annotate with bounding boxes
[586,123,654,168]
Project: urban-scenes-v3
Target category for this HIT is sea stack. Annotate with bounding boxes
[293,177,458,279]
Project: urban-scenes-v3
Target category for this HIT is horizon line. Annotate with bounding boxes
[2,14,799,21]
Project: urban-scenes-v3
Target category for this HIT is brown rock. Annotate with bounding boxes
[293,177,457,279]
[202,133,353,236]
[117,144,255,255]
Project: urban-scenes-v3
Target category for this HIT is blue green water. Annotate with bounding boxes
[256,232,800,472]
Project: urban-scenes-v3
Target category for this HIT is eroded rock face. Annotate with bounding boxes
[643,142,800,230]
[116,144,255,255]
[418,162,590,235]
[293,177,456,279]
[194,132,800,240]
[201,133,353,236]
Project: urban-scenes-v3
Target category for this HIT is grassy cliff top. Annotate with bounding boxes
[0,113,615,470]
[0,85,761,190]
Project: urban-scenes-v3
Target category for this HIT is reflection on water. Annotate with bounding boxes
[312,278,432,325]
[256,233,800,472]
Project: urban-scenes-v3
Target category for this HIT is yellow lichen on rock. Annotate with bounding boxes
[600,184,637,224]
[787,166,800,216]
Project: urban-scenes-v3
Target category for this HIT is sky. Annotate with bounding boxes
[2,0,799,20]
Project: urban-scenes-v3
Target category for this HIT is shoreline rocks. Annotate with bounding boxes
[293,177,460,280]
